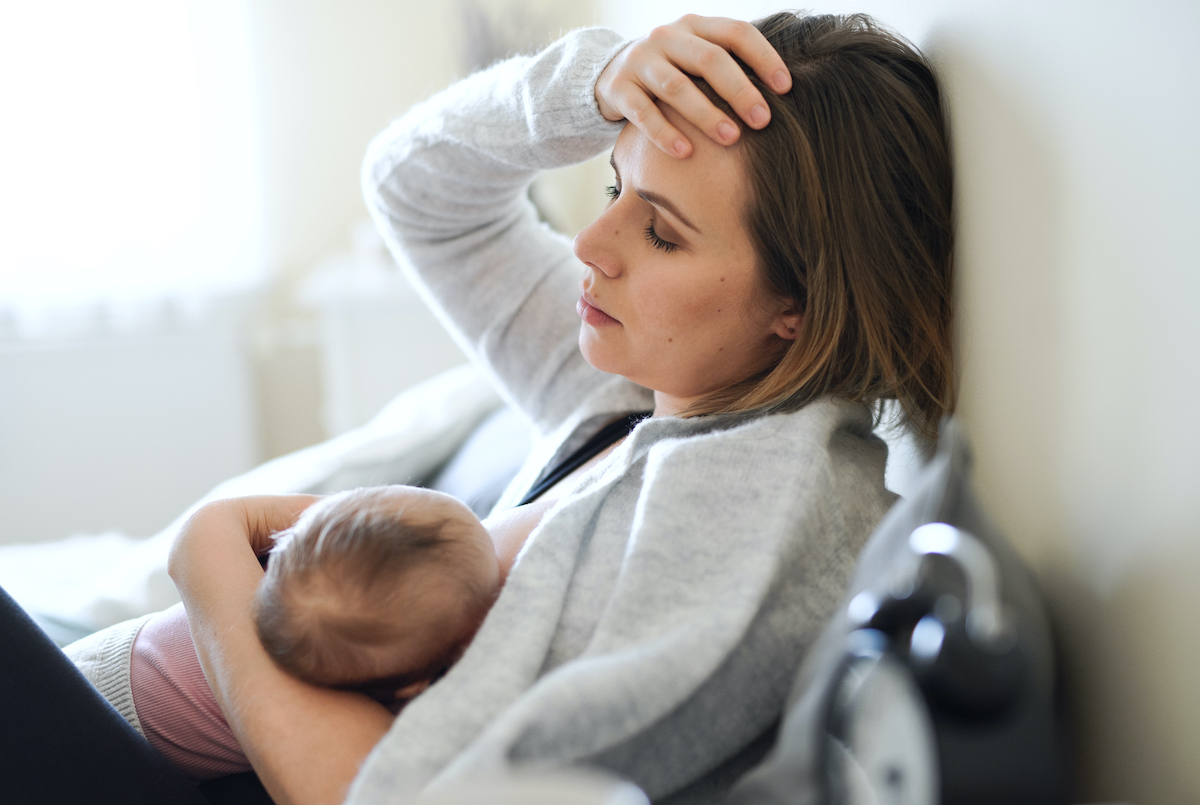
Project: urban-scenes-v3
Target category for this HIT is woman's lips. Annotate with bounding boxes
[577,293,620,327]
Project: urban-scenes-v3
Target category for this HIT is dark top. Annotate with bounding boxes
[518,411,652,506]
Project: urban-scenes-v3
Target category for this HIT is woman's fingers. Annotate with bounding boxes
[237,494,322,553]
[645,57,747,146]
[685,15,791,95]
[664,36,773,132]
[652,18,778,136]
[603,73,692,156]
[597,38,693,156]
[595,15,791,157]
[597,39,734,156]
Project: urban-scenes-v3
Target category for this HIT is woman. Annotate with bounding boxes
[0,11,953,805]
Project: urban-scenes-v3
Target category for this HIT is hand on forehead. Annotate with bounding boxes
[594,15,791,158]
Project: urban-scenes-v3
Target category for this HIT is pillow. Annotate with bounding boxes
[428,405,533,518]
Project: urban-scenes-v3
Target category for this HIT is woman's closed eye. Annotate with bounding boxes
[644,221,678,253]
[605,181,680,253]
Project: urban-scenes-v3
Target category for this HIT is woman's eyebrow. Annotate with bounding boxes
[609,155,701,235]
[636,189,700,234]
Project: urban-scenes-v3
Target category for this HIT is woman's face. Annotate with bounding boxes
[573,107,797,415]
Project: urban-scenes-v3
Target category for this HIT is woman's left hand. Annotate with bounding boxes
[595,14,792,158]
[167,495,320,583]
[168,496,318,625]
[238,494,321,554]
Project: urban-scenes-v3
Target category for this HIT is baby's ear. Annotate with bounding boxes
[394,679,431,701]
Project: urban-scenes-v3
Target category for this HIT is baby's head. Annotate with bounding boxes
[253,486,498,708]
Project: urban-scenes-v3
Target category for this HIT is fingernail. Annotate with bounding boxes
[773,69,790,91]
[672,138,688,157]
[717,121,738,142]
[750,104,769,126]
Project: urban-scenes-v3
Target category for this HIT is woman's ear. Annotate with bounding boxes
[770,302,803,341]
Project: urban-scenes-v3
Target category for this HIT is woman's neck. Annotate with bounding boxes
[652,390,692,418]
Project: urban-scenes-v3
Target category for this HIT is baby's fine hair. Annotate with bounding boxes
[252,487,486,685]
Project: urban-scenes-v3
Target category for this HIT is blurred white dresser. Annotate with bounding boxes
[0,294,260,544]
[301,223,469,438]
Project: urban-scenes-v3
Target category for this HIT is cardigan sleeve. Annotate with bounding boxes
[362,27,629,435]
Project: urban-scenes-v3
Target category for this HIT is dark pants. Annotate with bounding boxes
[0,585,273,805]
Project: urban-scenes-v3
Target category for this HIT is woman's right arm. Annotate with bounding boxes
[363,29,628,433]
[363,20,788,433]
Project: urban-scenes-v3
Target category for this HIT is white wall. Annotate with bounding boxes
[0,317,259,543]
[933,9,1198,803]
[241,0,467,457]
[245,0,606,457]
[246,0,458,280]
[601,1,1200,802]
[245,0,605,280]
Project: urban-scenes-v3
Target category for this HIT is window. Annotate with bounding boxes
[0,0,263,327]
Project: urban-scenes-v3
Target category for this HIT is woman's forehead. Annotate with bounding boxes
[612,107,748,232]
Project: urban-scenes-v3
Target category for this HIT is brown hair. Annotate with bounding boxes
[689,12,955,440]
[253,488,490,685]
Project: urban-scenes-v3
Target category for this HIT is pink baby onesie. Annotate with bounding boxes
[130,603,252,780]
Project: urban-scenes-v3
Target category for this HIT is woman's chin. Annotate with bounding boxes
[578,328,619,375]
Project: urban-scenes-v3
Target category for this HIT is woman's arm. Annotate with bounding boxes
[363,28,628,435]
[362,21,790,435]
[168,497,394,805]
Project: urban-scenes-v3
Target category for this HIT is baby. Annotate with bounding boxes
[130,486,511,780]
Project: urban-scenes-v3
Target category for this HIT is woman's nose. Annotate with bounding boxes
[573,210,622,279]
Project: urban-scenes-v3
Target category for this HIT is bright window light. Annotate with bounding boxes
[0,0,263,309]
